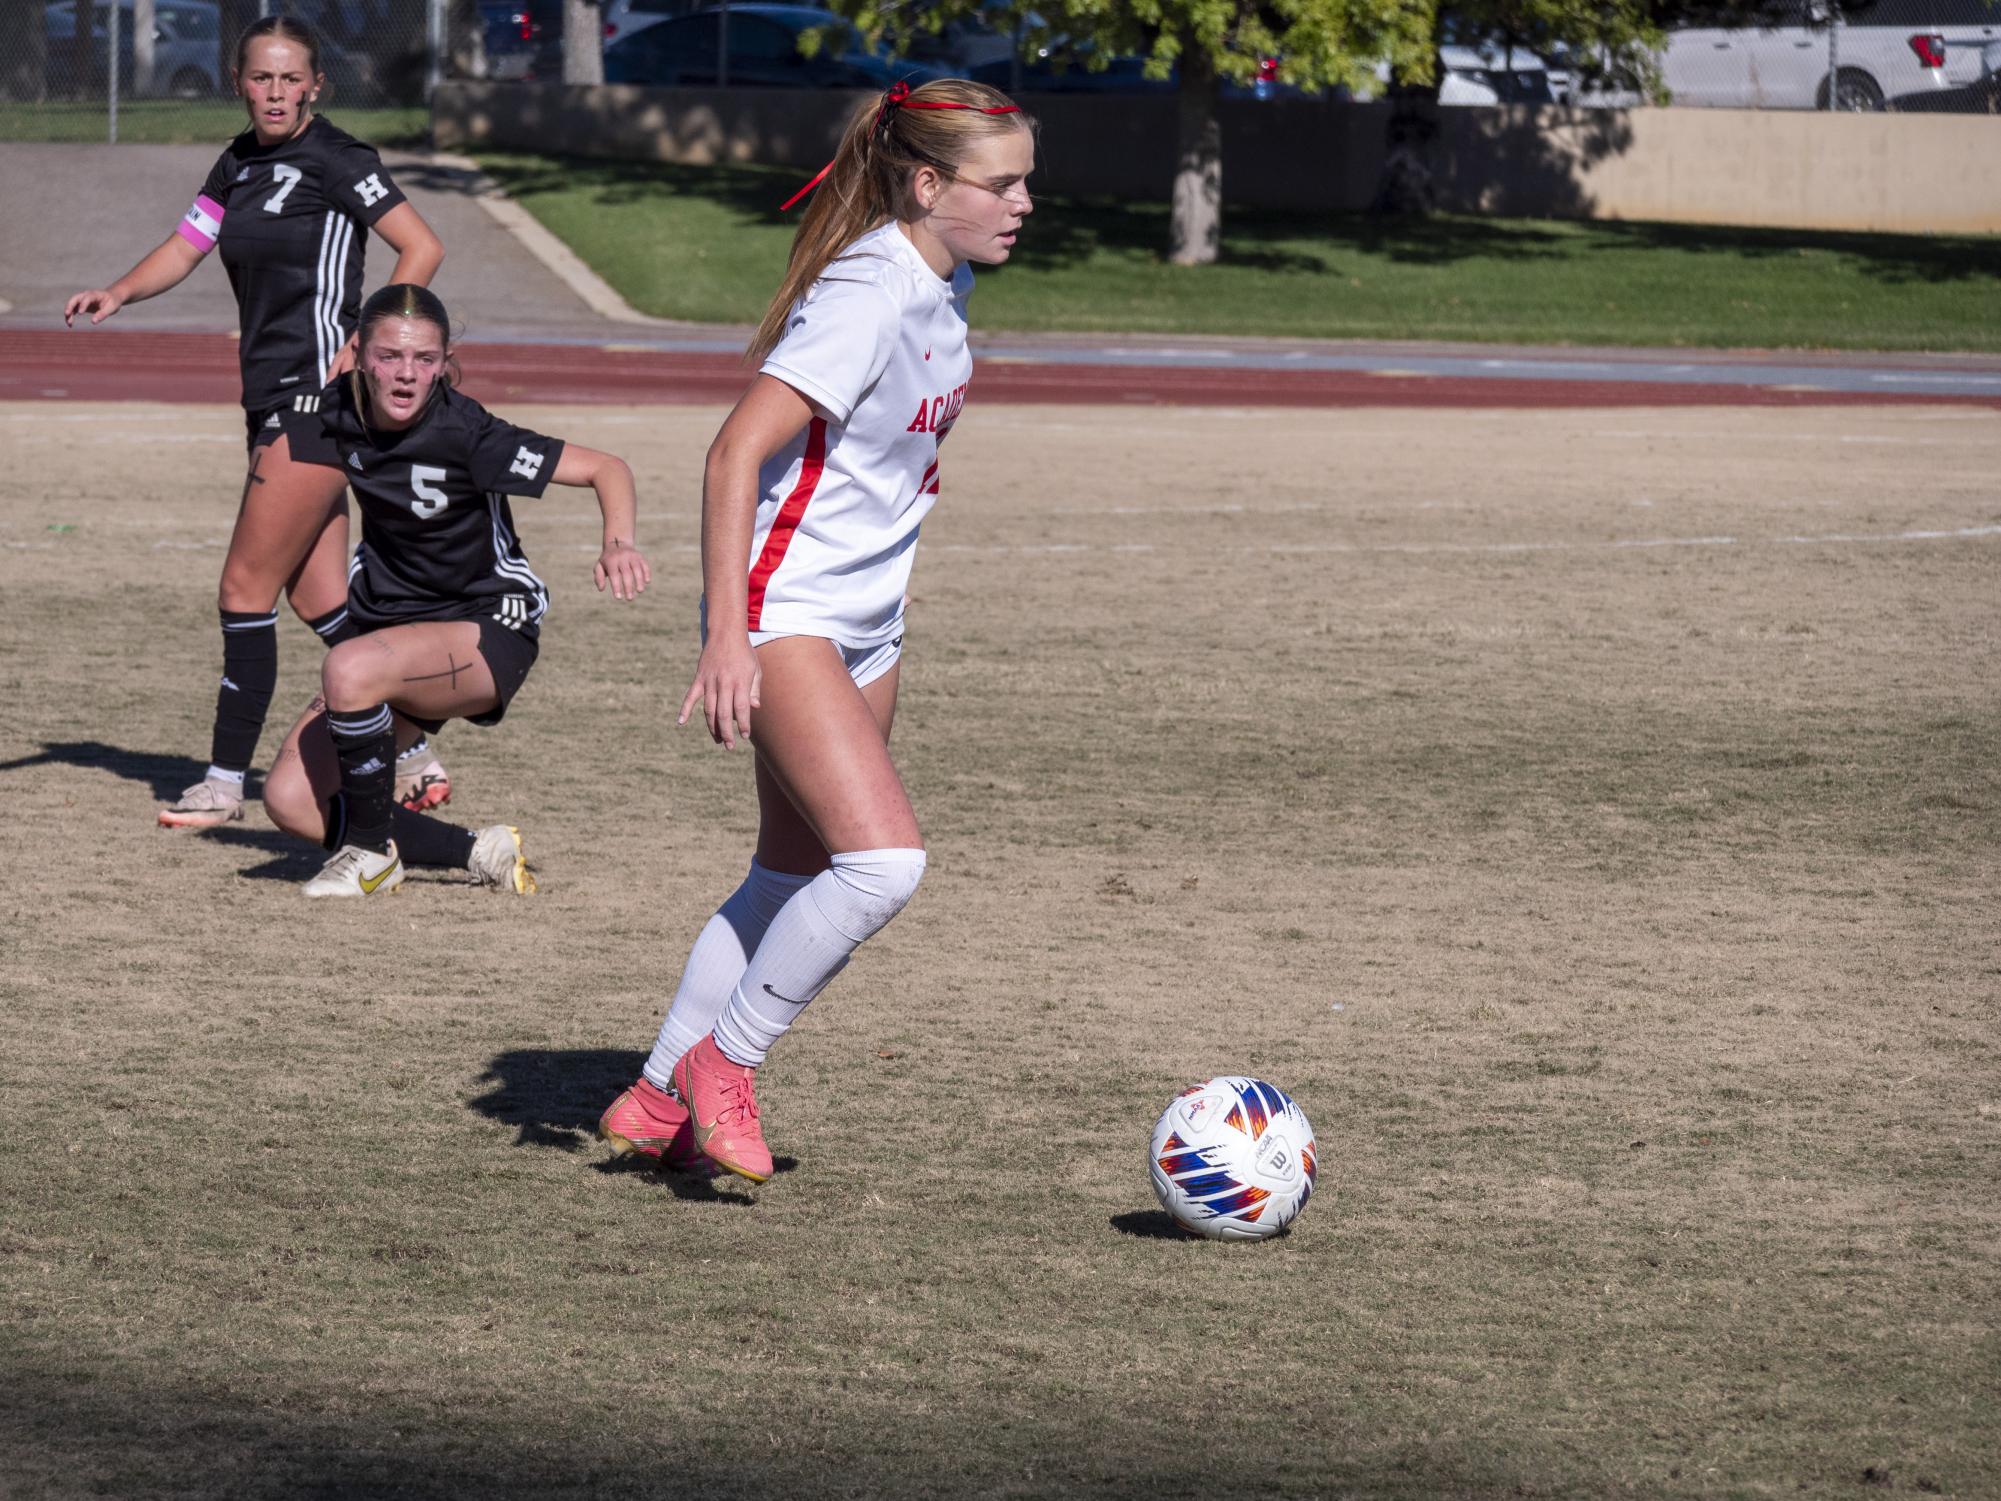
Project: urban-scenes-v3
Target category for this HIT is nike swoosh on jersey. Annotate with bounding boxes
[279,375,302,385]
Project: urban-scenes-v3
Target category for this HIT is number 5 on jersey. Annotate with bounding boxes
[411,465,450,518]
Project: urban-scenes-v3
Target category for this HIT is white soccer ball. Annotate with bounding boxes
[1149,1076,1318,1241]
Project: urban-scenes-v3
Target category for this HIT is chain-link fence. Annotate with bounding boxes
[2,0,1994,143]
[0,0,496,140]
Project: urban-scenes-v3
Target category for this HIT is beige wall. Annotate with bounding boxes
[433,81,2001,234]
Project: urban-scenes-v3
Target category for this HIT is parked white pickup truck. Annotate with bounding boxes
[1663,0,2001,110]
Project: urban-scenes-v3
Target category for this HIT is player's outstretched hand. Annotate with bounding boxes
[594,540,651,601]
[679,634,760,750]
[64,289,125,327]
[327,333,360,379]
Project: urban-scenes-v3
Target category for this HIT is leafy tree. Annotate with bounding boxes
[832,0,1884,263]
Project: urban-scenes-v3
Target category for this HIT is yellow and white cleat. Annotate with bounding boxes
[469,824,537,894]
[303,841,405,899]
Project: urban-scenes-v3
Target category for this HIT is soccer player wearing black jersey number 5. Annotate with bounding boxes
[260,285,650,898]
[63,17,449,833]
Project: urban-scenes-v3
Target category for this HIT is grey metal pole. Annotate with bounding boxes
[426,0,444,99]
[1828,6,1841,109]
[718,0,728,88]
[107,0,120,142]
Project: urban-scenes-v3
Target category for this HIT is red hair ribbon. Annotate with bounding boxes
[780,81,1023,211]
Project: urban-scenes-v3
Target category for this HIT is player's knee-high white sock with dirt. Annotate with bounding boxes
[641,861,813,1092]
[710,848,927,1067]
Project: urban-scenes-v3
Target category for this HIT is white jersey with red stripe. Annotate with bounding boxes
[744,222,973,649]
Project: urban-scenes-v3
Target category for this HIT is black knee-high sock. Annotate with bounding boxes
[391,807,477,868]
[210,609,279,775]
[324,704,395,853]
[323,795,476,869]
[302,602,358,648]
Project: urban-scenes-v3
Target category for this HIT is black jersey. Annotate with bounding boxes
[318,379,566,643]
[183,116,407,413]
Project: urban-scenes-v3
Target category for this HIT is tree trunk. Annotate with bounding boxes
[1168,49,1221,267]
[134,0,157,95]
[0,0,49,100]
[450,0,488,79]
[562,0,602,84]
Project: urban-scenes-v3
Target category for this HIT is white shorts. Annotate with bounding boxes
[698,600,904,689]
[749,629,903,689]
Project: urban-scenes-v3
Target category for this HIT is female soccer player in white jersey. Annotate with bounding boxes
[259,284,650,898]
[63,17,453,831]
[598,79,1033,1182]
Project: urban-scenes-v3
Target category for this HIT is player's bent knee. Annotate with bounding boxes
[815,847,927,943]
[319,640,385,710]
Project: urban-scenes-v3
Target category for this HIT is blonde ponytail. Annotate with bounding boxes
[749,79,1030,365]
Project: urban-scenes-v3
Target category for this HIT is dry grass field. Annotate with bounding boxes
[1,398,1997,1500]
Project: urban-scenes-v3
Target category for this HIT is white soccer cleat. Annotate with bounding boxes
[469,824,538,894]
[158,777,245,830]
[303,841,405,899]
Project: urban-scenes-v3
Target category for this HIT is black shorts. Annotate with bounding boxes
[245,398,342,467]
[398,614,540,734]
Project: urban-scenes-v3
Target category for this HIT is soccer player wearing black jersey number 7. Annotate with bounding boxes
[63,17,451,832]
[260,285,651,898]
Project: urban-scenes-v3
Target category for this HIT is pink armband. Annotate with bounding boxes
[176,194,224,253]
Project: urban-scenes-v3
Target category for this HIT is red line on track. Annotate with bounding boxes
[5,331,1996,411]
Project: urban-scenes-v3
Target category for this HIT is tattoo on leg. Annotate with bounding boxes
[239,450,266,504]
[403,654,469,689]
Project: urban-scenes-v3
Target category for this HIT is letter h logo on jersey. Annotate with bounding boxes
[508,446,545,482]
[352,174,390,208]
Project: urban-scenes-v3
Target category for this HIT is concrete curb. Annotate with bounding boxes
[423,151,679,329]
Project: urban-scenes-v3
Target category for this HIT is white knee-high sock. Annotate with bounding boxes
[642,861,812,1092]
[711,848,927,1068]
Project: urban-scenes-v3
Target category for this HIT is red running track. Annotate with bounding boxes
[5,329,1997,410]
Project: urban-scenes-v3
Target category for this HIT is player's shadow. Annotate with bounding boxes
[468,1047,797,1202]
[0,739,216,801]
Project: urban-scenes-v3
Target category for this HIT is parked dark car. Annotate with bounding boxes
[479,0,565,80]
[603,4,947,88]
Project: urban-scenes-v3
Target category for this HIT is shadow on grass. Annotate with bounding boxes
[0,739,209,801]
[461,153,2001,288]
[201,824,325,881]
[1109,1209,1192,1241]
[468,1046,797,1190]
[0,1353,1562,1499]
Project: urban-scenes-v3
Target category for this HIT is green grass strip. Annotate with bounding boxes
[0,100,430,147]
[479,151,2001,353]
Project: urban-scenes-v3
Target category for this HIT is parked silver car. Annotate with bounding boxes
[44,0,223,98]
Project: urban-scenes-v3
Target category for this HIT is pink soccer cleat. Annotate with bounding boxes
[673,1036,773,1184]
[597,1077,712,1175]
[395,754,451,813]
